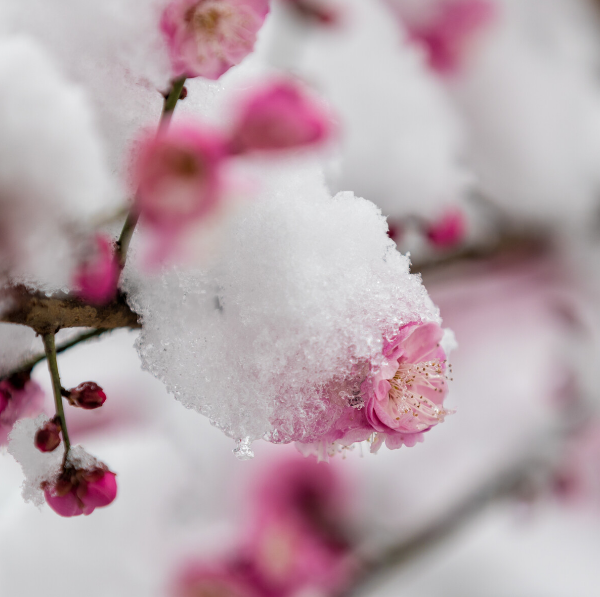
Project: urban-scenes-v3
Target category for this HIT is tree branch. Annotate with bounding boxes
[0,286,140,335]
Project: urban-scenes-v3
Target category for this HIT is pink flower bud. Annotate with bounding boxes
[161,0,270,80]
[67,382,107,410]
[34,418,62,453]
[73,234,120,305]
[283,0,340,26]
[404,0,495,75]
[425,207,467,249]
[43,466,117,517]
[132,124,227,233]
[229,80,332,154]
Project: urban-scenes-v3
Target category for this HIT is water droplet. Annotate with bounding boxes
[233,437,254,461]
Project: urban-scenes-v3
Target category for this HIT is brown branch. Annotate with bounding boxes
[1,286,140,335]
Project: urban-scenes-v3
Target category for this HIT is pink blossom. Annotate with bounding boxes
[239,456,355,596]
[132,123,227,235]
[161,0,270,80]
[404,0,495,75]
[298,322,452,457]
[229,80,331,154]
[0,373,45,446]
[362,322,451,450]
[43,466,117,517]
[73,234,119,305]
[172,564,261,597]
[34,417,62,452]
[66,381,107,410]
[425,206,467,249]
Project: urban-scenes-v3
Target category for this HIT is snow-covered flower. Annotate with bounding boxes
[229,79,332,154]
[43,463,117,517]
[0,373,44,446]
[362,321,452,451]
[161,0,270,80]
[298,321,453,458]
[73,234,120,305]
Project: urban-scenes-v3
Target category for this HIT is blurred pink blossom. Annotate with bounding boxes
[132,123,227,243]
[237,455,355,596]
[425,206,467,249]
[229,80,331,154]
[552,423,600,508]
[0,373,45,446]
[161,0,270,80]
[73,234,119,305]
[172,564,261,597]
[43,466,117,517]
[404,0,495,75]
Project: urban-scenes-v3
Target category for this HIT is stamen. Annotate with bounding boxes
[387,359,451,428]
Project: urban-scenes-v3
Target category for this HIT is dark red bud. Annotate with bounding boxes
[67,382,107,410]
[35,418,62,452]
[180,86,188,100]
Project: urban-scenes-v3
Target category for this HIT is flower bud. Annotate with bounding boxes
[43,465,117,517]
[34,418,61,452]
[73,234,119,305]
[67,382,107,410]
[425,207,466,249]
[229,80,332,154]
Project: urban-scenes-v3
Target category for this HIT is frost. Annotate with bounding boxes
[8,415,63,507]
[124,162,441,446]
[0,37,115,290]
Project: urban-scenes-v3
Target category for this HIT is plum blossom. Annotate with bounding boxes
[298,321,452,458]
[0,373,45,446]
[43,463,117,517]
[229,79,332,154]
[173,564,261,597]
[239,456,355,596]
[66,381,107,410]
[402,0,495,75]
[161,0,270,80]
[132,123,227,259]
[425,206,467,248]
[73,234,120,305]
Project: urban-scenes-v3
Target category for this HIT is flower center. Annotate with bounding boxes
[388,359,451,428]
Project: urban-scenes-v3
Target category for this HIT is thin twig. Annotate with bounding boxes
[42,333,71,466]
[339,407,589,597]
[6,328,114,380]
[116,76,187,270]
